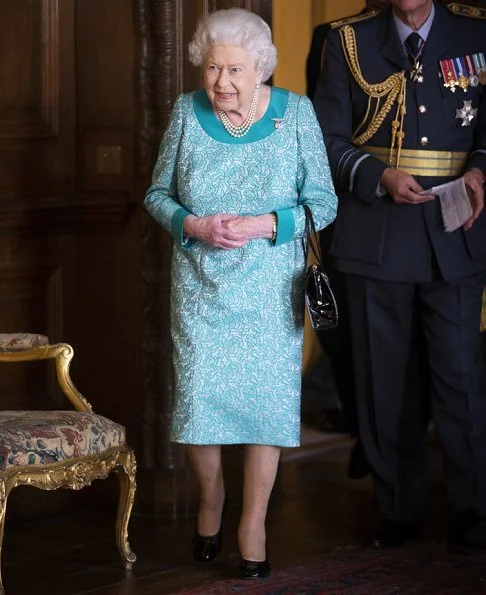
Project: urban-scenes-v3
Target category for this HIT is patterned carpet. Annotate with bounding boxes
[179,544,486,594]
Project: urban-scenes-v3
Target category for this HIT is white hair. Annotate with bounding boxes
[188,8,277,82]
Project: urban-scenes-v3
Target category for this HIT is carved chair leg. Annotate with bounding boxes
[114,448,137,570]
[0,480,9,593]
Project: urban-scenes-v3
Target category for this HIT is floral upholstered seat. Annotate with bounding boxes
[0,411,125,469]
[0,334,136,591]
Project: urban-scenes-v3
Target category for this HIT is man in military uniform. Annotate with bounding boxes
[314,0,486,552]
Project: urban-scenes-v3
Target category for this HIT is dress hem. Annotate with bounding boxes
[170,438,300,448]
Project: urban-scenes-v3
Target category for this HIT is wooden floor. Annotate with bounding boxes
[2,427,451,595]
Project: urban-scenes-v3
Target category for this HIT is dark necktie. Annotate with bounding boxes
[405,32,423,62]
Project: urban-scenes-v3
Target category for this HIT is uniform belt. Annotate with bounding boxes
[360,145,468,177]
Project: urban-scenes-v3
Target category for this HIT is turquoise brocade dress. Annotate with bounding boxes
[145,87,337,447]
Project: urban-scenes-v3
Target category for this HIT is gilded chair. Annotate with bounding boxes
[0,333,136,591]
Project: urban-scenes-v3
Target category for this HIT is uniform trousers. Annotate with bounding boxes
[346,272,486,521]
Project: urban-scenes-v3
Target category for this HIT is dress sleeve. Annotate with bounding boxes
[144,94,194,249]
[273,95,338,246]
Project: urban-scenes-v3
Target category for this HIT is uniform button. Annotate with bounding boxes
[420,136,428,146]
[419,105,427,113]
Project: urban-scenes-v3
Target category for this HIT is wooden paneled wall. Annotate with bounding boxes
[0,0,139,518]
[0,0,76,417]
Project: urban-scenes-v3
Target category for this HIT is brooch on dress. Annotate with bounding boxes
[272,118,285,130]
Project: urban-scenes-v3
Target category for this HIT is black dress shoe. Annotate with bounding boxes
[240,558,270,579]
[369,520,423,550]
[192,531,222,562]
[448,512,486,555]
[347,440,371,479]
[192,498,227,562]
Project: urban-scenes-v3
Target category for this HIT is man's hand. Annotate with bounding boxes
[463,168,485,231]
[380,168,435,204]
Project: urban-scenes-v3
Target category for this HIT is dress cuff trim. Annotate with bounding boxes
[273,208,295,246]
[171,207,195,249]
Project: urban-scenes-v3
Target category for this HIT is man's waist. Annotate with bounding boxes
[360,145,468,177]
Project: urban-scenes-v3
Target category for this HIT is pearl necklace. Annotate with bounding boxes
[217,86,260,138]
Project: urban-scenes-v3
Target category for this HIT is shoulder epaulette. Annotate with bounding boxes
[447,3,486,19]
[330,9,380,30]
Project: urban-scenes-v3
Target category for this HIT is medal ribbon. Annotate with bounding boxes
[464,55,475,78]
[440,58,457,87]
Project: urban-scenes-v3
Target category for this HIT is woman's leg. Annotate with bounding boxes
[186,445,225,535]
[238,444,281,561]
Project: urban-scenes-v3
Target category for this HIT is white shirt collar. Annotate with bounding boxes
[392,2,435,50]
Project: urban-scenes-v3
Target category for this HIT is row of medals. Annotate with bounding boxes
[409,60,486,91]
[444,70,486,92]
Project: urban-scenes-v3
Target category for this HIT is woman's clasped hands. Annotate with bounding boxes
[184,213,274,249]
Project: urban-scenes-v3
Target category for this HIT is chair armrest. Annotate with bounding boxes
[0,341,92,413]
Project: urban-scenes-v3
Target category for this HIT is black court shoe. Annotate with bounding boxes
[240,557,271,579]
[192,530,222,562]
[192,497,227,562]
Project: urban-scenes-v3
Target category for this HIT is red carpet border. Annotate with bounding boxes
[178,544,486,594]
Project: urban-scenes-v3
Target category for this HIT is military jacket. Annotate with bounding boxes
[314,1,486,282]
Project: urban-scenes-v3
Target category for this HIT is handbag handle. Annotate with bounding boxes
[302,204,324,266]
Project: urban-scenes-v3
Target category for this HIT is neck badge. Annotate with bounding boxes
[410,60,424,83]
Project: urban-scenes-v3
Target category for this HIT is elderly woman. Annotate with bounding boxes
[145,8,337,579]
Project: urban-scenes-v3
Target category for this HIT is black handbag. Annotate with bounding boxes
[302,205,338,330]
